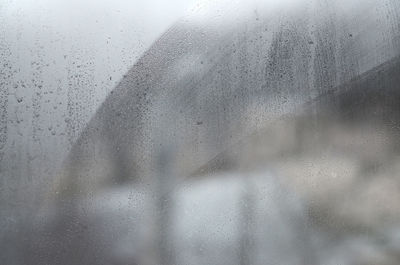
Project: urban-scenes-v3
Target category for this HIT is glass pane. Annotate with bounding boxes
[1,0,400,264]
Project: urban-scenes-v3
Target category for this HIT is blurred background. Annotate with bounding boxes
[1,0,400,264]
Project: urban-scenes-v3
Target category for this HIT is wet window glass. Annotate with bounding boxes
[1,0,400,264]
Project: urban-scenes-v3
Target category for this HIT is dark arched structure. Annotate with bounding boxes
[60,0,400,194]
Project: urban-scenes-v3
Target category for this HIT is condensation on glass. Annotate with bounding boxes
[1,0,400,264]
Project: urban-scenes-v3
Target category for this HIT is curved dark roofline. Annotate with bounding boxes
[60,3,400,194]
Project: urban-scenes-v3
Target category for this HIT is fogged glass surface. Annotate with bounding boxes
[1,0,400,264]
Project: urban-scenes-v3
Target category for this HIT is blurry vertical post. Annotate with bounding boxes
[239,176,255,265]
[155,144,176,265]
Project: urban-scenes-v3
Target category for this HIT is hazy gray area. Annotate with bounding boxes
[0,0,197,232]
[1,0,400,264]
